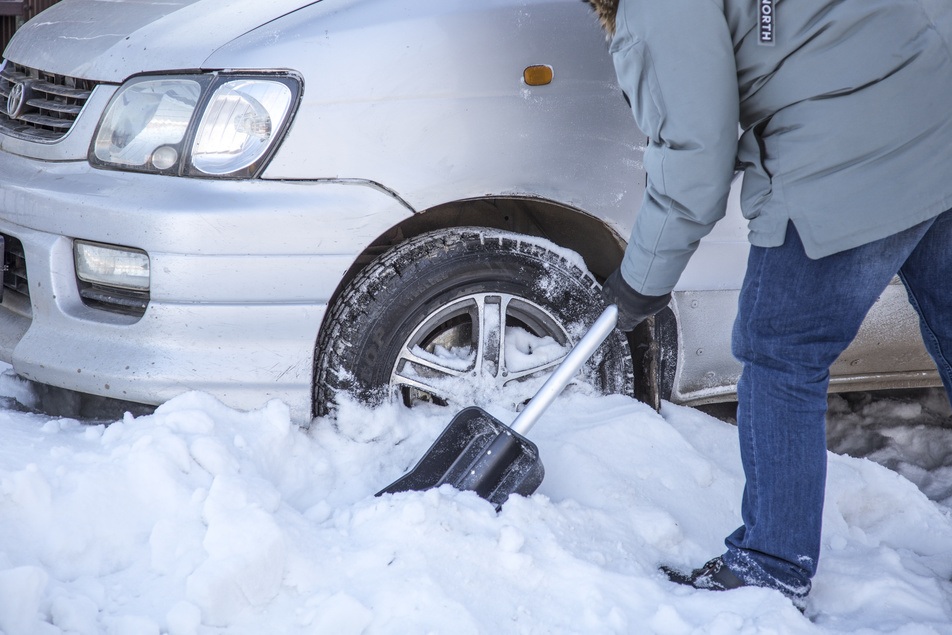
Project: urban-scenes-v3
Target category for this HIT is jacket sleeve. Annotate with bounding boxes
[611,0,739,296]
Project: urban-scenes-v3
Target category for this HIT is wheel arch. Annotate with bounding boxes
[326,196,629,311]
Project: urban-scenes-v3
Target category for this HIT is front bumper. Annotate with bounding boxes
[0,153,412,422]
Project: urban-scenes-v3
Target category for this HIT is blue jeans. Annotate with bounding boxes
[722,209,952,602]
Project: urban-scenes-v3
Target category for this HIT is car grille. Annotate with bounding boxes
[1,232,30,310]
[0,60,98,142]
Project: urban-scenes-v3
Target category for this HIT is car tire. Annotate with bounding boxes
[313,227,635,416]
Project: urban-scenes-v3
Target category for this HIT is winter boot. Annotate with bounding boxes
[661,557,746,591]
[661,556,807,613]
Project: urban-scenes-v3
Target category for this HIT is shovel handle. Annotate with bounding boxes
[510,305,619,436]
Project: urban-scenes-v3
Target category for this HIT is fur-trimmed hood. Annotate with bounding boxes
[585,0,618,36]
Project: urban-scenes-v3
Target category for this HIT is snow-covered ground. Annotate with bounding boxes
[1,365,951,635]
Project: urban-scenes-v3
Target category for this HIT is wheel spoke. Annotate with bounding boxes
[473,295,507,383]
[398,346,470,377]
[502,352,568,384]
[390,372,455,403]
[391,344,470,401]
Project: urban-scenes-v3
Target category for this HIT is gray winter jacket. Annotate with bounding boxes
[597,0,952,295]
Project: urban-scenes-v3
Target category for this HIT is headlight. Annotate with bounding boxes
[90,73,300,178]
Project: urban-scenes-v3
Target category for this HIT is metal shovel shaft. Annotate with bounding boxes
[510,305,618,436]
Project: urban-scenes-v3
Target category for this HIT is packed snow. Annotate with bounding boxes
[1,363,951,634]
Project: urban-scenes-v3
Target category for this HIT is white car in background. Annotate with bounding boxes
[0,0,938,423]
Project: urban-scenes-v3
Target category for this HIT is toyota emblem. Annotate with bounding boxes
[6,80,29,119]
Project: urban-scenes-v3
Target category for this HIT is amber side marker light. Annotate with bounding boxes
[523,65,554,86]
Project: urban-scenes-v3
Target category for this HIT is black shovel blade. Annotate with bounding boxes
[377,406,544,509]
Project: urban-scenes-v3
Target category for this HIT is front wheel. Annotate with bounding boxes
[314,228,634,415]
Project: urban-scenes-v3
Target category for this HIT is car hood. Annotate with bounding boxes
[3,0,317,82]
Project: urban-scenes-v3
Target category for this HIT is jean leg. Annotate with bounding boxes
[724,220,934,599]
[898,208,952,399]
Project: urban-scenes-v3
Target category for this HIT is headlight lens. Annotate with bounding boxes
[190,80,293,176]
[90,73,300,178]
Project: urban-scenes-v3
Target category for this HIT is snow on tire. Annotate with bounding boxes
[314,228,635,416]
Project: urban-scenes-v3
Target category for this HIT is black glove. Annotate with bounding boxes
[601,269,671,332]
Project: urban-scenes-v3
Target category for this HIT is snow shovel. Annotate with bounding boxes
[377,305,619,509]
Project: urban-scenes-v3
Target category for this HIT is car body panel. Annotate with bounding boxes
[670,283,938,405]
[226,0,645,226]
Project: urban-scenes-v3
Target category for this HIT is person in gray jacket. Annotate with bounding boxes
[592,0,952,611]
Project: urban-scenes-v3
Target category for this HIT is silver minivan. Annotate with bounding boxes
[0,0,939,423]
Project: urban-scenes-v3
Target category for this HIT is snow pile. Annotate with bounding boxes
[1,371,951,634]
